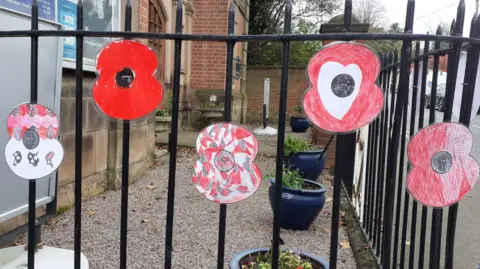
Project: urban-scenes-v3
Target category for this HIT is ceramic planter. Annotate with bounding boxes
[155,116,171,133]
[284,150,326,182]
[229,247,329,269]
[290,117,310,133]
[268,178,327,231]
[199,108,224,124]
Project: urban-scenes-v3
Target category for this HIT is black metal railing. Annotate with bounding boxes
[0,0,479,268]
[364,1,480,269]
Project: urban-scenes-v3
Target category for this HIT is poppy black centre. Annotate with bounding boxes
[115,68,135,88]
[214,150,235,172]
[331,73,355,98]
[23,127,39,150]
[431,151,453,174]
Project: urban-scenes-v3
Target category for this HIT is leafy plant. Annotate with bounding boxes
[156,90,173,117]
[241,248,313,269]
[291,106,305,118]
[265,166,305,190]
[284,135,318,156]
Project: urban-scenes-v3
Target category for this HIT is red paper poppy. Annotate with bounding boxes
[92,40,163,120]
[407,122,479,208]
[192,123,262,204]
[302,42,383,133]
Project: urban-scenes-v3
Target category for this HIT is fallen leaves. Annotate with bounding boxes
[326,198,333,203]
[340,241,351,249]
[146,184,158,191]
[88,211,96,216]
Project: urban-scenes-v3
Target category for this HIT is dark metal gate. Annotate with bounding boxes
[0,0,479,268]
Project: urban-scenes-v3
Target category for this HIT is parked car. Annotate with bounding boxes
[425,83,446,111]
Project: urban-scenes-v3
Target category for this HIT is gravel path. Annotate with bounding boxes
[32,150,356,269]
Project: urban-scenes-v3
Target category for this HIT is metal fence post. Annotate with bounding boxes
[382,1,415,268]
[164,1,183,268]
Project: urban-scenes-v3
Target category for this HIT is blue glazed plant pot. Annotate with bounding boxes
[290,117,310,133]
[229,247,329,269]
[267,178,327,231]
[284,150,326,182]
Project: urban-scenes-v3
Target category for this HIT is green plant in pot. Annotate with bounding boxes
[284,135,326,182]
[155,90,173,133]
[289,106,310,133]
[240,248,313,269]
[266,166,327,231]
[230,246,329,269]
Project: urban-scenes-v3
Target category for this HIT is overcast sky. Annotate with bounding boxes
[382,0,477,36]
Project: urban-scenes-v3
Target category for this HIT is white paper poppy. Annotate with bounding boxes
[317,62,363,120]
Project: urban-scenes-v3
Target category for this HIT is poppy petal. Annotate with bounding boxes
[407,122,480,207]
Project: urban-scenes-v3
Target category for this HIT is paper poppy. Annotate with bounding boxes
[407,122,479,208]
[302,42,383,133]
[5,103,64,180]
[92,40,163,120]
[192,123,262,204]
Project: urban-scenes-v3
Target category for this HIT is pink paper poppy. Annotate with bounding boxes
[302,42,384,133]
[192,123,262,204]
[407,122,479,208]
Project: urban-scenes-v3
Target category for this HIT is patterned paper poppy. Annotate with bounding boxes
[5,103,64,180]
[302,42,384,133]
[93,40,163,120]
[407,122,479,208]
[192,123,262,204]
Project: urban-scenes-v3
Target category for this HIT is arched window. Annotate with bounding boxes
[148,0,166,81]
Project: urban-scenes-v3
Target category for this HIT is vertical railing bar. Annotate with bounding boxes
[363,119,373,230]
[445,1,468,267]
[397,68,411,269]
[329,1,352,267]
[28,2,39,269]
[429,28,442,126]
[382,0,416,268]
[376,55,388,259]
[164,1,183,268]
[379,54,392,261]
[417,36,430,269]
[119,2,132,269]
[368,119,379,239]
[373,56,384,252]
[74,1,84,269]
[390,48,402,268]
[216,3,235,269]
[389,50,399,136]
[407,41,421,269]
[429,22,451,269]
[271,1,292,268]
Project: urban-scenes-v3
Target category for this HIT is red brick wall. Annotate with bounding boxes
[246,67,308,122]
[138,0,149,33]
[191,0,229,90]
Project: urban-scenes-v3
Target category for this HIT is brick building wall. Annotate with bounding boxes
[189,0,249,128]
[246,66,308,123]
